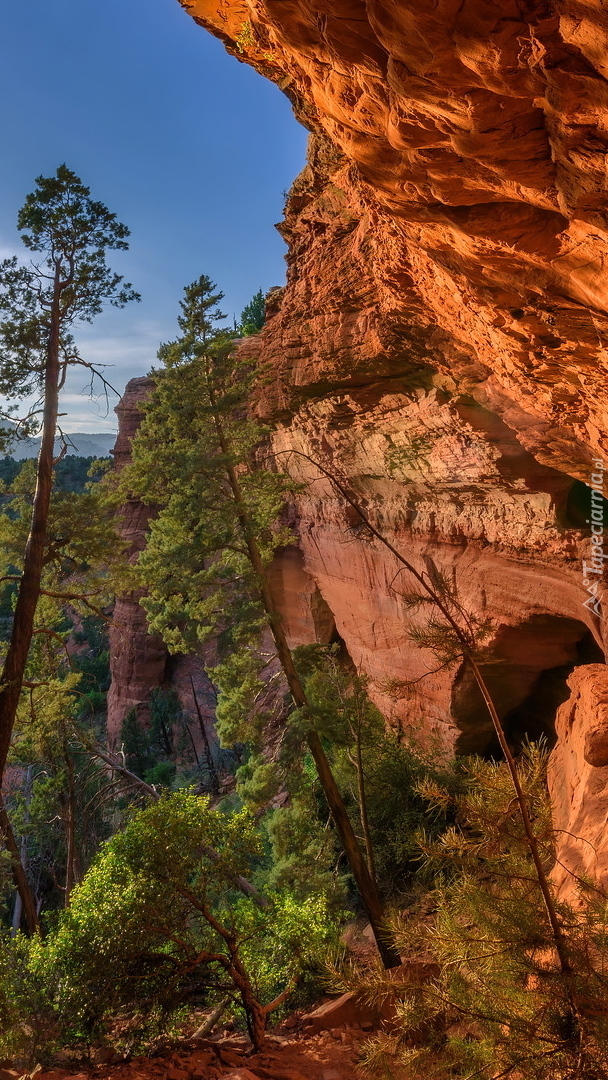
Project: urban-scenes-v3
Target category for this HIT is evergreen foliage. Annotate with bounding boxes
[0,457,121,623]
[121,274,402,969]
[235,646,458,903]
[0,454,109,497]
[0,165,138,802]
[6,609,116,917]
[120,274,293,655]
[343,748,608,1080]
[0,793,342,1059]
[238,288,265,335]
[119,689,184,788]
[0,165,138,428]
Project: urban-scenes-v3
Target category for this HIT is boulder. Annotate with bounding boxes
[302,991,380,1032]
[303,960,439,1032]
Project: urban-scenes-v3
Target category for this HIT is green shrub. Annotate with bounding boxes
[0,932,60,1064]
[236,646,458,904]
[0,793,343,1056]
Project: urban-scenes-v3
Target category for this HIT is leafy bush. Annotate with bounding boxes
[0,793,343,1057]
[0,932,60,1064]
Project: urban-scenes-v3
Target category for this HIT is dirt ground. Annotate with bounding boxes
[31,1027,372,1080]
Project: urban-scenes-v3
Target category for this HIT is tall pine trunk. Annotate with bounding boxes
[210,400,401,970]
[0,263,61,930]
[0,264,60,779]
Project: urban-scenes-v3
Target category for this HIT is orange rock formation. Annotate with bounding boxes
[182,0,608,474]
[110,0,608,887]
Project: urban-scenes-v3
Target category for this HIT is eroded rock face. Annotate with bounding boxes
[106,2,608,886]
[107,377,168,744]
[174,0,608,867]
[269,382,603,748]
[548,664,608,898]
[182,0,608,477]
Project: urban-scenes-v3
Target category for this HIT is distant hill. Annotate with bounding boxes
[1,429,116,460]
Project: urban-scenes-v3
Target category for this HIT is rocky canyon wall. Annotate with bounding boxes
[107,377,168,744]
[107,378,219,769]
[181,0,608,477]
[108,0,608,888]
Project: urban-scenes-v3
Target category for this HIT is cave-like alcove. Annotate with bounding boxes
[564,479,608,529]
[452,615,604,758]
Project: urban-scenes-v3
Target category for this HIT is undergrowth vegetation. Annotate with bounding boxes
[0,265,606,1080]
[0,794,341,1060]
[338,746,608,1080]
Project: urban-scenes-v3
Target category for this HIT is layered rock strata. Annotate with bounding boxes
[107,378,219,758]
[107,0,608,881]
[182,0,608,478]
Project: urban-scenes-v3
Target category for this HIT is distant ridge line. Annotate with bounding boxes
[2,431,116,460]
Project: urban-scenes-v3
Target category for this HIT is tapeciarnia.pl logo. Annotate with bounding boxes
[582,459,606,618]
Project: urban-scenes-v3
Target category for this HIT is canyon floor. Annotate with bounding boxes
[29,1025,372,1080]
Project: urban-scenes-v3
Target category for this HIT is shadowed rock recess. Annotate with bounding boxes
[111,0,608,890]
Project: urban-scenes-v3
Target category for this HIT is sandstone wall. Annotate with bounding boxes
[107,0,608,882]
[549,664,608,896]
[107,377,168,745]
[182,0,608,475]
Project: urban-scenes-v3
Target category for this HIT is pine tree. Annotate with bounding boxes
[0,165,139,792]
[346,748,608,1080]
[238,288,265,335]
[121,275,401,968]
[1,461,127,913]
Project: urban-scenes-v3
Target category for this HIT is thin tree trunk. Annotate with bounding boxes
[182,881,270,1051]
[210,403,401,969]
[191,994,231,1039]
[190,676,220,795]
[0,264,61,783]
[287,451,576,983]
[10,764,33,935]
[0,792,38,935]
[353,715,376,881]
[183,715,201,768]
[64,750,76,905]
[159,716,173,756]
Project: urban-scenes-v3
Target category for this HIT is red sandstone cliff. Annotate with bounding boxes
[106,377,168,744]
[107,0,608,889]
[182,0,608,477]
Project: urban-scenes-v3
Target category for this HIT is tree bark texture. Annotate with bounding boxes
[0,265,61,783]
[214,416,401,969]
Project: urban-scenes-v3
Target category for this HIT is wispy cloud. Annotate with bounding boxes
[0,316,168,433]
[0,241,25,262]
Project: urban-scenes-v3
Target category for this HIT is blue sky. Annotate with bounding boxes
[0,0,307,431]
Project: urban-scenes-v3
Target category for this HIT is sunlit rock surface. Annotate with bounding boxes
[183,0,608,475]
[106,1,608,881]
[549,664,608,898]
